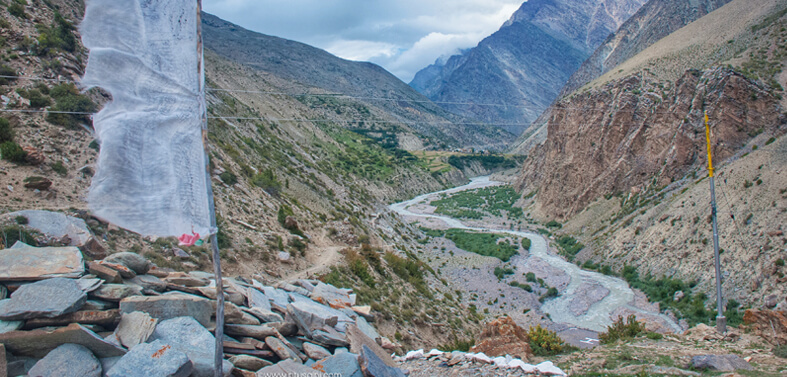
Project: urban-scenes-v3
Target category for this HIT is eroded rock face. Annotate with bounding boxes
[743,309,787,346]
[518,68,785,219]
[469,316,533,360]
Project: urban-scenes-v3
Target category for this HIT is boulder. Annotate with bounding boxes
[359,344,406,377]
[23,309,120,329]
[346,324,395,368]
[90,284,143,302]
[469,316,533,360]
[0,245,84,281]
[150,316,232,377]
[743,309,787,346]
[0,278,87,320]
[28,343,102,377]
[88,262,123,284]
[24,176,52,190]
[277,251,292,263]
[764,295,780,308]
[114,311,158,349]
[128,275,168,292]
[99,261,137,279]
[224,324,277,340]
[228,354,272,371]
[311,282,354,309]
[4,210,91,246]
[355,316,380,343]
[303,342,331,360]
[691,354,753,371]
[80,237,108,259]
[103,252,151,275]
[312,351,362,377]
[287,300,353,338]
[119,294,213,327]
[256,359,324,377]
[261,286,290,313]
[0,323,126,358]
[265,336,300,361]
[107,339,193,377]
[0,319,23,333]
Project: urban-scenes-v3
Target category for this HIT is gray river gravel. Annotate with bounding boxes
[390,176,682,333]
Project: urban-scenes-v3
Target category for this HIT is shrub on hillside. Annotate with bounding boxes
[527,325,566,356]
[599,315,647,344]
[0,118,13,143]
[0,65,17,85]
[46,83,96,129]
[35,12,77,55]
[1,141,26,163]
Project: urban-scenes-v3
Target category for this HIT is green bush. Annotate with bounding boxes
[494,266,514,280]
[556,235,583,259]
[14,215,28,225]
[17,88,51,108]
[46,83,96,129]
[444,229,518,261]
[252,169,281,195]
[765,137,777,145]
[50,161,67,175]
[7,3,27,18]
[774,344,787,358]
[219,170,237,185]
[600,315,647,344]
[521,238,531,250]
[0,141,26,163]
[539,287,559,302]
[528,325,565,356]
[1,224,40,247]
[437,338,474,352]
[0,65,17,85]
[0,118,13,142]
[35,12,76,55]
[545,220,562,229]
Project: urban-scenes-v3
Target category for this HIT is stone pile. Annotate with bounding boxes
[0,242,404,377]
[395,349,567,376]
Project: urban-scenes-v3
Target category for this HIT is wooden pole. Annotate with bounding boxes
[196,1,226,374]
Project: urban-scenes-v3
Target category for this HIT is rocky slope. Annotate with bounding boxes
[0,0,490,351]
[409,0,647,135]
[515,0,787,308]
[201,13,512,152]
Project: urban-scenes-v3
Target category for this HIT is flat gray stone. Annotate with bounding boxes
[119,294,212,327]
[355,316,380,343]
[103,252,151,275]
[359,344,405,377]
[90,284,143,302]
[99,356,122,375]
[691,354,753,371]
[0,323,126,358]
[244,307,284,323]
[347,324,396,368]
[0,319,23,333]
[311,282,354,309]
[0,245,85,281]
[287,300,353,338]
[128,275,168,292]
[5,210,91,246]
[0,278,87,320]
[303,342,331,360]
[150,316,232,377]
[28,343,102,377]
[83,299,116,311]
[265,336,300,361]
[260,286,290,313]
[107,339,192,377]
[77,277,104,293]
[256,359,325,377]
[247,287,272,312]
[225,324,277,340]
[115,311,157,349]
[228,354,272,371]
[312,328,350,347]
[313,351,362,377]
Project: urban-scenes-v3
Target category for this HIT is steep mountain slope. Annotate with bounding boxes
[510,0,734,155]
[201,13,512,152]
[514,0,787,307]
[561,0,734,96]
[409,0,646,135]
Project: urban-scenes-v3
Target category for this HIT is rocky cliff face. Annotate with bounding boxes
[561,0,734,96]
[517,68,784,219]
[409,0,647,135]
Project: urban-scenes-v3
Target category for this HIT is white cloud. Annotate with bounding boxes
[202,0,525,82]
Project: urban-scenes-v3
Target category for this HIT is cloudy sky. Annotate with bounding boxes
[202,0,525,83]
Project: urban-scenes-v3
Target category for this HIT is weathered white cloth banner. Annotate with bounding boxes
[81,0,211,237]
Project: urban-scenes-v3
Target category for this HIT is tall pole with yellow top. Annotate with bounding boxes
[705,110,726,333]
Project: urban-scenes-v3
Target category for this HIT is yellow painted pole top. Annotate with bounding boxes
[705,111,714,177]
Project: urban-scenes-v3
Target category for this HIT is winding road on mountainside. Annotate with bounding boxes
[390,176,683,334]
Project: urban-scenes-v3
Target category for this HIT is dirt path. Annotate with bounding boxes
[283,245,344,281]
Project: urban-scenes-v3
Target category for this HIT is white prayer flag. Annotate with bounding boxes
[81,0,211,237]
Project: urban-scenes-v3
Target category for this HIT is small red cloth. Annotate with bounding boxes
[178,232,200,246]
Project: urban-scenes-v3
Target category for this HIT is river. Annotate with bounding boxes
[389,176,682,333]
